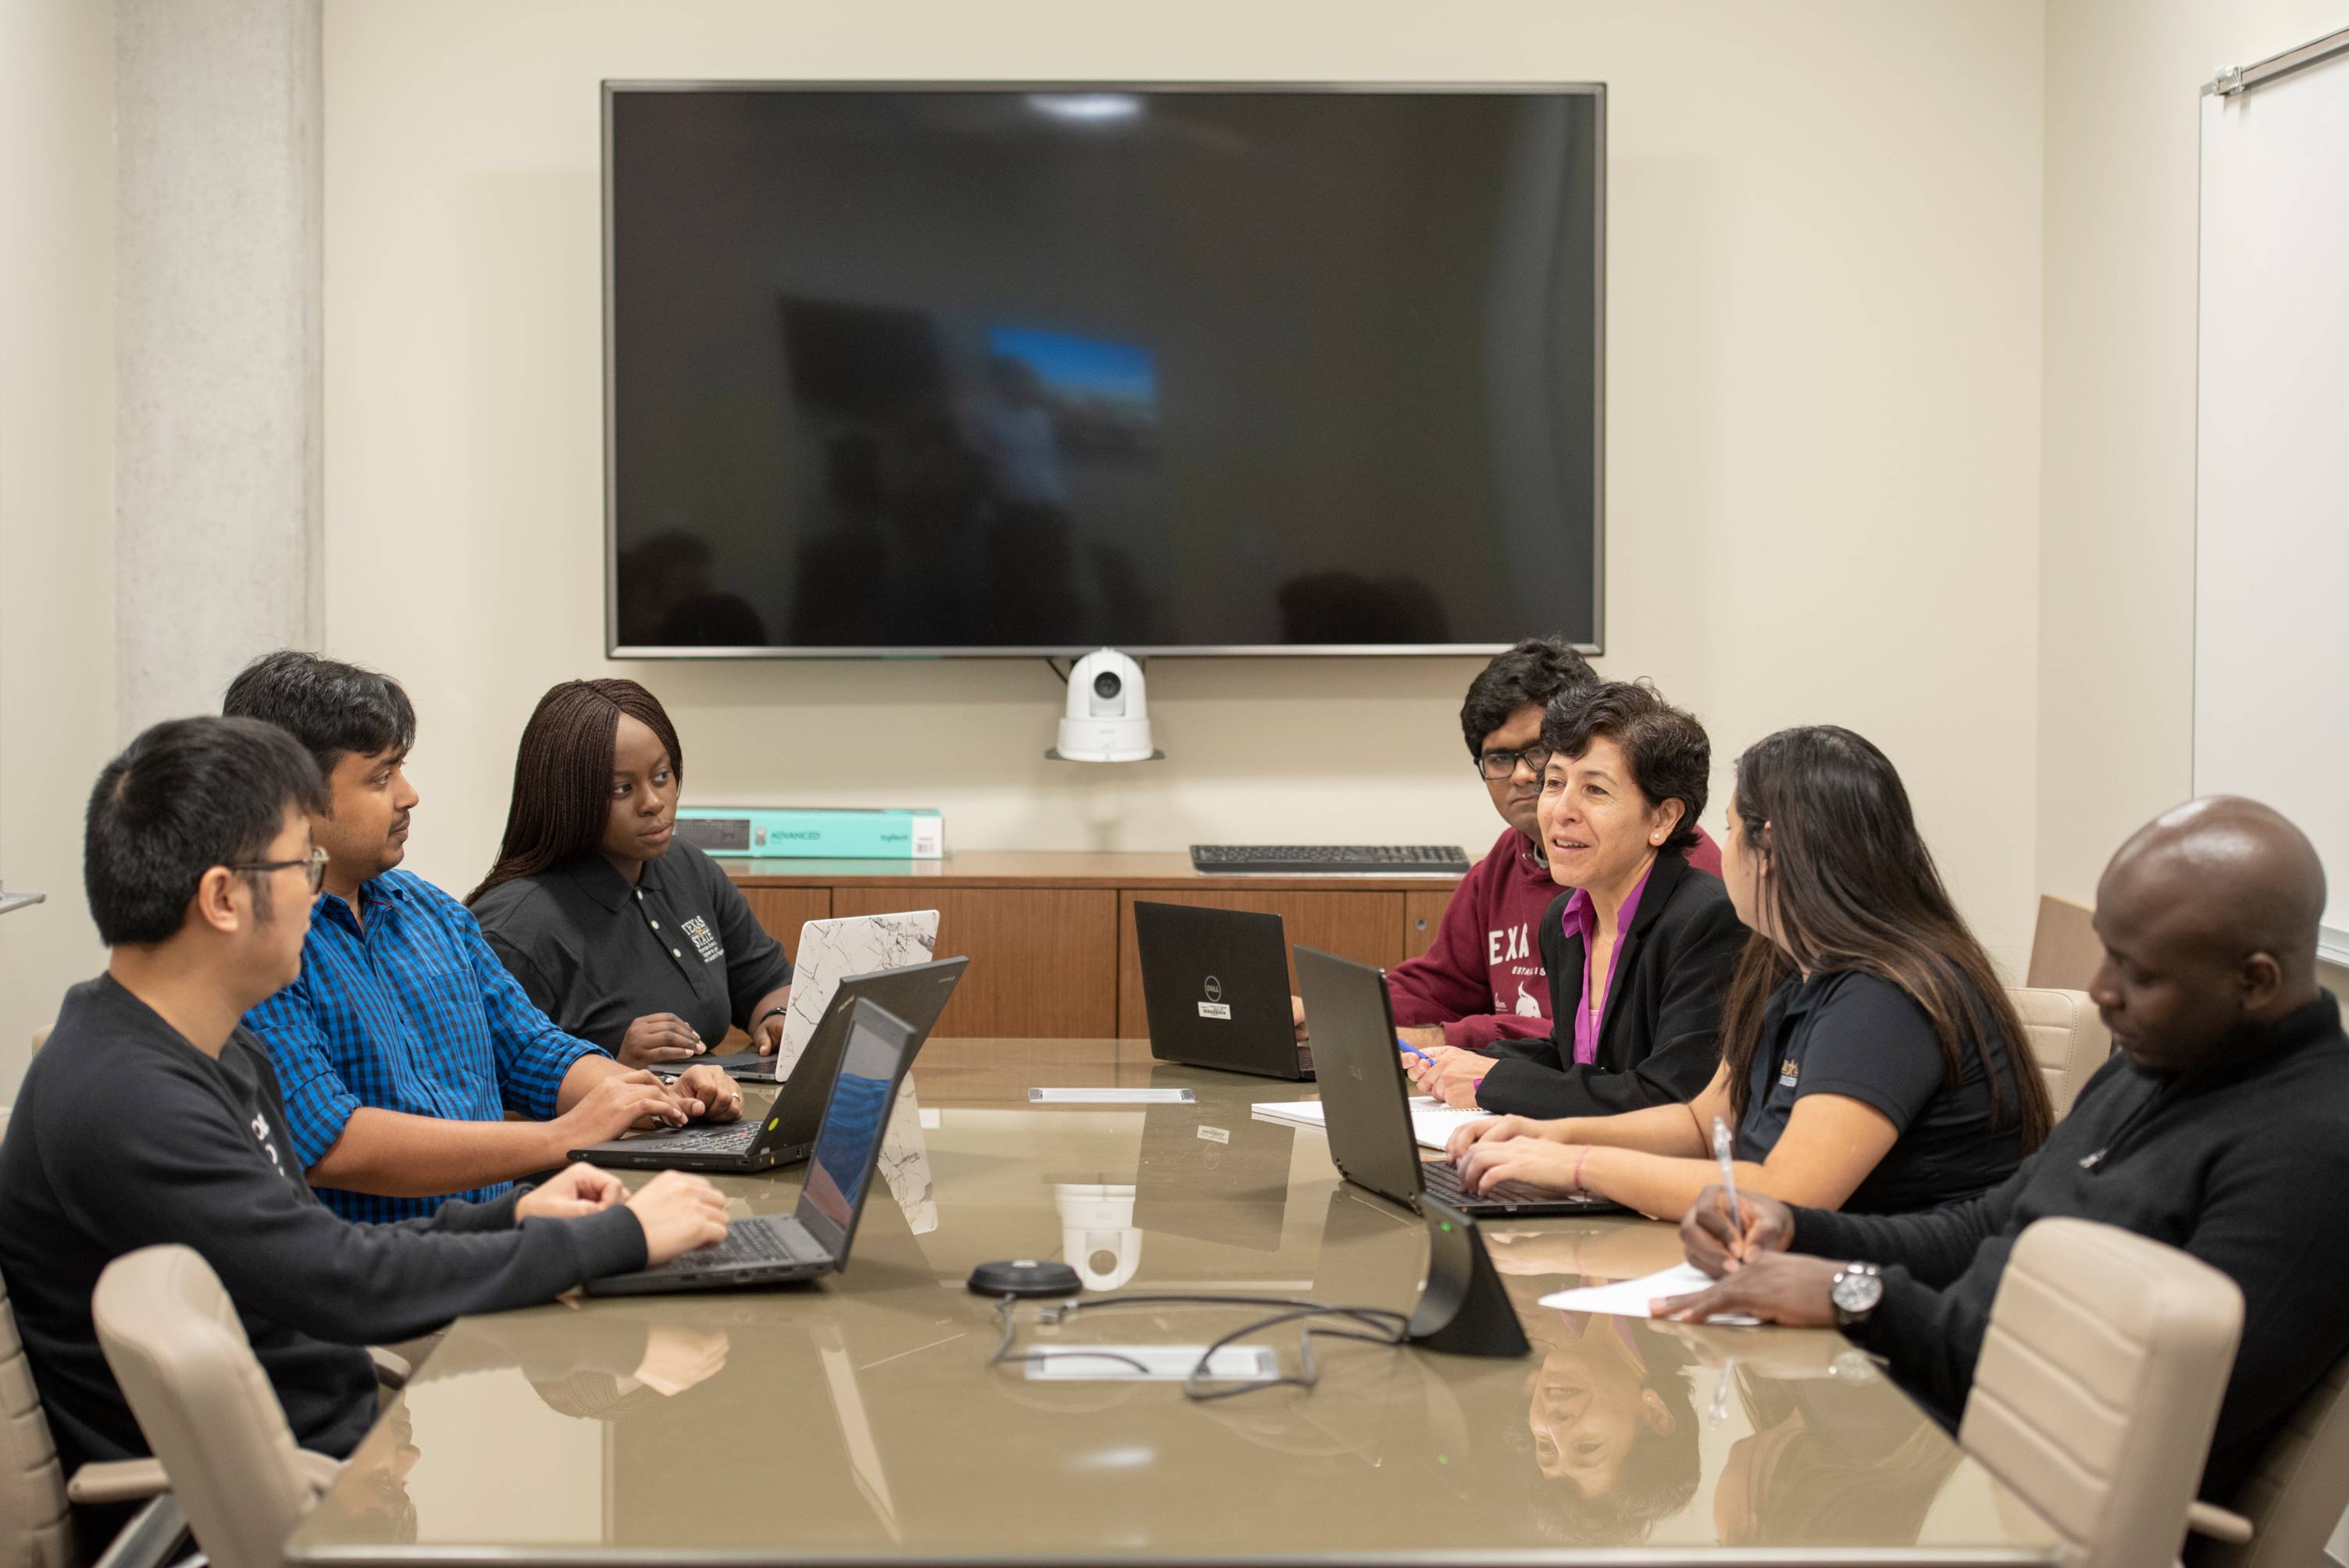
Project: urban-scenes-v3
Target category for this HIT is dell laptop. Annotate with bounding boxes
[571,957,965,1173]
[1135,900,1312,1080]
[584,996,920,1295]
[652,910,940,1084]
[1292,945,1620,1219]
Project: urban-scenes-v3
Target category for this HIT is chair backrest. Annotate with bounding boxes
[27,1029,47,1057]
[0,1110,78,1568]
[2194,1345,2349,1568]
[92,1245,323,1568]
[2007,987,2112,1120]
[2026,893,2102,990]
[1961,1217,2244,1568]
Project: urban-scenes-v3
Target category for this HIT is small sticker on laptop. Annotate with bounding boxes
[1196,1125,1231,1145]
[1197,1001,1232,1021]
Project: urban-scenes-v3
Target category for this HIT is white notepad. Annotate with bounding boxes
[1538,1263,1762,1325]
[1250,1096,1486,1152]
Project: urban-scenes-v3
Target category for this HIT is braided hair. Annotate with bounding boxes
[467,679,684,903]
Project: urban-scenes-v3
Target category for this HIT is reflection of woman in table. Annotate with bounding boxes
[1713,1365,1959,1547]
[1498,1263,1699,1543]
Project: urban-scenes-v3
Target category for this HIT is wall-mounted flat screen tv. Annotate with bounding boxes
[605,83,1604,657]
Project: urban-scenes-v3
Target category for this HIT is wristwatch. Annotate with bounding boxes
[1829,1261,1884,1327]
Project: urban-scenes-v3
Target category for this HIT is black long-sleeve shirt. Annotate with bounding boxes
[1787,994,2349,1500]
[0,975,648,1482]
[1475,851,1748,1118]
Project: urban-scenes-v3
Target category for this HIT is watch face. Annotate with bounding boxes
[1832,1268,1884,1316]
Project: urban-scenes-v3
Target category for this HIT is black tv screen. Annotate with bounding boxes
[605,84,1604,656]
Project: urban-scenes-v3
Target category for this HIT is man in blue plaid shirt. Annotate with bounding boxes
[230,652,745,1223]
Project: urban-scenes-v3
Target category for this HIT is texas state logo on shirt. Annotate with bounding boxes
[681,914,724,964]
[1487,922,1549,1018]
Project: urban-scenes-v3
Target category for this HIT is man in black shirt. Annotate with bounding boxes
[1658,796,2349,1501]
[0,717,733,1519]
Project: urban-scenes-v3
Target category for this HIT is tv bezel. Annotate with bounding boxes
[601,79,1607,660]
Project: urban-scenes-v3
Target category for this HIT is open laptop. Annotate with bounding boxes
[1134,900,1312,1080]
[652,910,940,1084]
[570,957,965,1173]
[1292,945,1620,1219]
[584,996,919,1295]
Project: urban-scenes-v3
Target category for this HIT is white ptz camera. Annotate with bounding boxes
[1051,648,1160,763]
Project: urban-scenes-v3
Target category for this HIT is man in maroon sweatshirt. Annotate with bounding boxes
[1385,638,1722,1053]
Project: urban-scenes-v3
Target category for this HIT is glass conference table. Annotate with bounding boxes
[287,1040,2061,1568]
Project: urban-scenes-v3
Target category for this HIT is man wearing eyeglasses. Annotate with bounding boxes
[225,651,743,1224]
[1292,638,1722,1053]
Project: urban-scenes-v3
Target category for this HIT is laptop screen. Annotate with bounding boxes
[799,1008,907,1242]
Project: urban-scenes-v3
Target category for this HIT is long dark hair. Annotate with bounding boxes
[1719,726,2051,1149]
[467,679,684,903]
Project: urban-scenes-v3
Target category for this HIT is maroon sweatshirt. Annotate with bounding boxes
[1388,824,1727,1050]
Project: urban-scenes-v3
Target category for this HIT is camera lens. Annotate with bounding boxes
[1092,670,1122,700]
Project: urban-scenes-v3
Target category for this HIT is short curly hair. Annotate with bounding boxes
[1540,680,1709,857]
[1460,636,1598,758]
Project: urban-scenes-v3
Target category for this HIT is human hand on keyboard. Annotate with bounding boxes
[624,1171,731,1266]
[516,1162,629,1221]
[668,1064,744,1124]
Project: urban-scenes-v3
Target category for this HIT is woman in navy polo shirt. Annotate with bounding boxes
[469,680,792,1072]
[1446,725,2052,1220]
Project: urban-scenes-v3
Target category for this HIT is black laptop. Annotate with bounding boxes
[569,957,965,1173]
[1134,900,1312,1080]
[584,997,919,1295]
[1292,945,1620,1220]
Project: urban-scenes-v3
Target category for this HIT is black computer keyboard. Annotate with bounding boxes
[1419,1157,1575,1210]
[1190,844,1470,877]
[668,1220,795,1271]
[656,1124,758,1153]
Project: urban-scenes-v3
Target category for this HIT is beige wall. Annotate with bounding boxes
[0,0,116,1093]
[2039,0,2349,1007]
[322,0,2048,972]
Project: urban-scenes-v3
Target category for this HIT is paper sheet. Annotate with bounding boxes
[1251,1096,1484,1151]
[1538,1263,1761,1325]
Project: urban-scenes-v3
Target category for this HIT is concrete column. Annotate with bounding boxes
[116,0,323,734]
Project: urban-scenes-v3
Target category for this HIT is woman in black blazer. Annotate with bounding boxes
[1405,681,1747,1120]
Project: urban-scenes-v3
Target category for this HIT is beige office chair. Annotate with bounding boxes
[92,1245,344,1568]
[0,1109,180,1568]
[1959,1217,2244,1568]
[2007,986,2112,1120]
[2184,1345,2349,1566]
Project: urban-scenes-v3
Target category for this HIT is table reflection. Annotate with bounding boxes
[293,1041,2056,1566]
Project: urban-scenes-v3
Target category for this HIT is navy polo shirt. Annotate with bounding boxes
[1735,968,2026,1214]
[471,841,793,1053]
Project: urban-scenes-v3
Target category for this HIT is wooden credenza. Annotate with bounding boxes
[723,852,1465,1040]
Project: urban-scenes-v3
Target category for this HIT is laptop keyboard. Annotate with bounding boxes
[651,1124,759,1154]
[662,1219,807,1272]
[1419,1157,1574,1210]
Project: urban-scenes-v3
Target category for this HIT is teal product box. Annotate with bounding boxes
[673,806,945,860]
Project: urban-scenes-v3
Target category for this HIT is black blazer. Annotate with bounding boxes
[1475,850,1748,1119]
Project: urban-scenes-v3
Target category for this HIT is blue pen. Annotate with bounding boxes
[1397,1037,1435,1065]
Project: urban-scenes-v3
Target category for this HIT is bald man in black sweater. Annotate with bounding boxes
[1659,796,2349,1502]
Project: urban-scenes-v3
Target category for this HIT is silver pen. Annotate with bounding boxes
[1712,1115,1745,1237]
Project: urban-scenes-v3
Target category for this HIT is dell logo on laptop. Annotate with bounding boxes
[1203,975,1223,1003]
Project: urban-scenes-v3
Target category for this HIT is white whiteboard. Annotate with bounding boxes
[2195,43,2349,963]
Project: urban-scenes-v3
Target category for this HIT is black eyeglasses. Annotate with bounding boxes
[1477,745,1551,782]
[230,846,329,894]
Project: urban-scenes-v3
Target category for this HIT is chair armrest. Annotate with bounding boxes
[66,1458,170,1504]
[2185,1501,2255,1545]
[368,1345,412,1388]
[295,1449,346,1499]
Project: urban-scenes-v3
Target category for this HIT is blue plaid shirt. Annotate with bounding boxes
[244,868,608,1223]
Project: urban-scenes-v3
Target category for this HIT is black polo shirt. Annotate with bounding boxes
[471,842,792,1053]
[1734,968,2025,1214]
